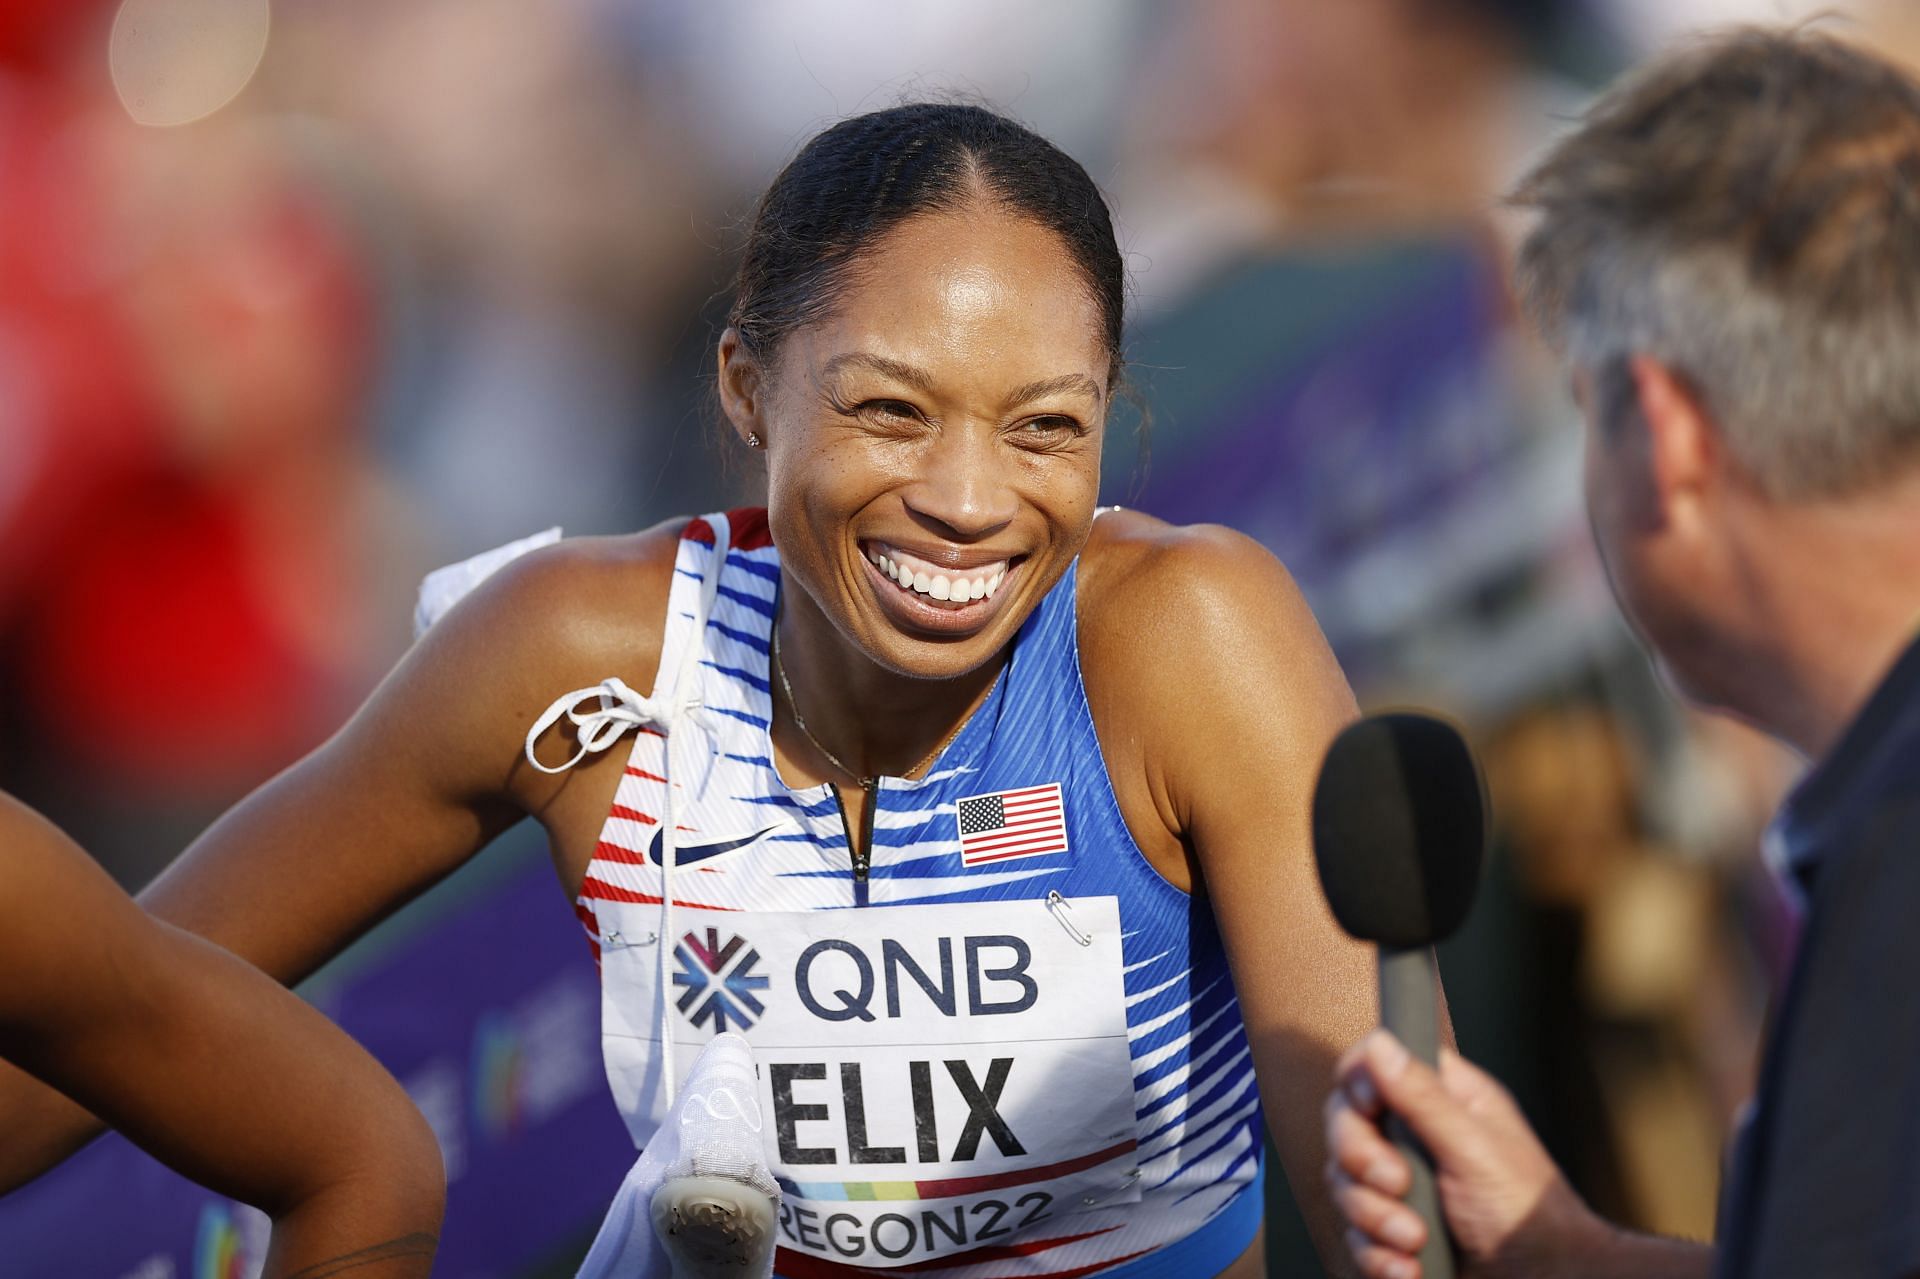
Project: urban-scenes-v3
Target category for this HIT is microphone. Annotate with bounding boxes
[1312,713,1487,1279]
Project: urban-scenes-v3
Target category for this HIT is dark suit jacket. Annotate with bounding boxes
[1716,636,1920,1279]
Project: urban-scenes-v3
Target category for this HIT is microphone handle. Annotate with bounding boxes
[1379,945,1454,1279]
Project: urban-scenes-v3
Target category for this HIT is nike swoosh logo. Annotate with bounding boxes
[648,825,783,868]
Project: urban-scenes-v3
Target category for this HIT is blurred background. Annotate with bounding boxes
[0,0,1905,1274]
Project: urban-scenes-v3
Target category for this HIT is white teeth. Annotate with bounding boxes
[867,548,1010,604]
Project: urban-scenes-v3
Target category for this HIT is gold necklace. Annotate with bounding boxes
[770,627,960,784]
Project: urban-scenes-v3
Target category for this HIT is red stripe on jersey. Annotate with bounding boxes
[989,1249,1155,1278]
[771,1231,1142,1278]
[591,840,646,866]
[683,516,715,545]
[916,1140,1135,1198]
[625,766,667,783]
[894,1226,1125,1268]
[578,875,738,911]
[574,902,602,965]
[726,506,774,550]
[608,805,658,826]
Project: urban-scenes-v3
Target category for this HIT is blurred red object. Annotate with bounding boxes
[20,478,341,781]
[1,57,381,791]
[0,86,165,623]
[0,0,110,73]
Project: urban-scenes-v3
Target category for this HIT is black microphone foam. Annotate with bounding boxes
[1312,712,1486,949]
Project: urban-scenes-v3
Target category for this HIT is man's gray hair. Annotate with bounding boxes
[1512,27,1920,498]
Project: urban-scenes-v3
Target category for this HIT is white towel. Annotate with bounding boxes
[413,526,564,638]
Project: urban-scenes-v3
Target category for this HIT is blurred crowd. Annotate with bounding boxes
[3,0,1913,1269]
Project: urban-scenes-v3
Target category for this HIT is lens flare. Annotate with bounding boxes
[109,0,270,128]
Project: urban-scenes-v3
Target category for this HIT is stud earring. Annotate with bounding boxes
[746,432,762,449]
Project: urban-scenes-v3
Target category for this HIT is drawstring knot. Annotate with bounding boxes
[523,678,702,775]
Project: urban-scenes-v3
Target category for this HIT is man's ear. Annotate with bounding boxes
[1628,354,1721,520]
[717,328,765,445]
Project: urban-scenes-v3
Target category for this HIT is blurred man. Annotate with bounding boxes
[1325,28,1920,1279]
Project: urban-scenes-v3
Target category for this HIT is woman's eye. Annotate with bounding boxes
[1020,415,1082,437]
[860,399,919,423]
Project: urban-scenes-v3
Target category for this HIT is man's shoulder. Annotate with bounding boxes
[1739,784,1920,1274]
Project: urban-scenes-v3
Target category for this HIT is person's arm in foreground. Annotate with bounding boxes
[0,795,443,1276]
[1084,517,1382,1274]
[0,533,678,1188]
[1325,1030,1713,1279]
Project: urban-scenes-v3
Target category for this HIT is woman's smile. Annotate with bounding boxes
[857,540,1027,637]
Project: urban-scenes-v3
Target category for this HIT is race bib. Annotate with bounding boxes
[599,896,1141,1267]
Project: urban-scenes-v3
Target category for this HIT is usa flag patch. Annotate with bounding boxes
[955,783,1069,866]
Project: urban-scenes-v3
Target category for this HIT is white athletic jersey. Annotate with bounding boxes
[555,510,1267,1278]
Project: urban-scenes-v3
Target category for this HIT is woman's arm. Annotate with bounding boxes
[0,794,443,1278]
[0,526,682,1189]
[1082,516,1380,1275]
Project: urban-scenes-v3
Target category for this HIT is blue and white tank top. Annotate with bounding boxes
[569,510,1265,1279]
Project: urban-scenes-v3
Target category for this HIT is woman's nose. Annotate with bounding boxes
[900,424,1019,539]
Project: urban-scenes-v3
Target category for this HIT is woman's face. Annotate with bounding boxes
[725,204,1111,680]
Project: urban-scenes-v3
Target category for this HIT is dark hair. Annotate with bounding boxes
[728,103,1126,382]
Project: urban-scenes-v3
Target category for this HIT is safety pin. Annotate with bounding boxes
[1045,891,1093,947]
[602,929,659,951]
[1080,1168,1142,1206]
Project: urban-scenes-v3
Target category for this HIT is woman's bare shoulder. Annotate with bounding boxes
[1077,509,1326,662]
[1076,509,1351,760]
[350,517,704,812]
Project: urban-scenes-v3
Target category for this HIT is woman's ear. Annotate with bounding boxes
[717,328,765,447]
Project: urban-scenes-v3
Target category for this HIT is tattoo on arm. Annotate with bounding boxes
[282,1233,439,1279]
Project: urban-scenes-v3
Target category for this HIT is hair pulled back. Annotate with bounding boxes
[729,103,1125,380]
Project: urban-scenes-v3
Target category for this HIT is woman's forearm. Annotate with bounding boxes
[262,1151,443,1279]
[0,1060,106,1193]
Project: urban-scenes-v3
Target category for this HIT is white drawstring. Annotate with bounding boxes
[524,515,734,1109]
[522,678,674,776]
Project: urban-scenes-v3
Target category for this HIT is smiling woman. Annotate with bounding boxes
[737,211,1106,681]
[0,104,1376,1279]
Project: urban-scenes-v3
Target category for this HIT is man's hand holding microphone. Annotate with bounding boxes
[1312,716,1710,1279]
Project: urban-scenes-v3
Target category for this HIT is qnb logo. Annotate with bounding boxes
[673,927,771,1031]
